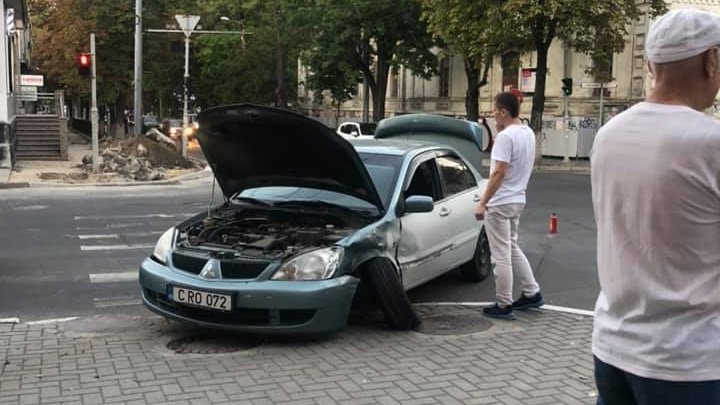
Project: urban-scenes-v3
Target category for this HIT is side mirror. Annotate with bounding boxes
[403,195,434,214]
[350,130,360,137]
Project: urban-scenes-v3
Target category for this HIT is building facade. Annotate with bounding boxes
[300,1,720,127]
[0,0,30,171]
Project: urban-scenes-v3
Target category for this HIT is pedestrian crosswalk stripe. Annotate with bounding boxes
[89,272,138,283]
[78,231,163,240]
[79,234,120,239]
[81,244,154,251]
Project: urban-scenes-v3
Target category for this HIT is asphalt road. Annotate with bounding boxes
[0,171,597,322]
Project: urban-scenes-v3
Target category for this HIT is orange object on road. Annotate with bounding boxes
[549,212,558,234]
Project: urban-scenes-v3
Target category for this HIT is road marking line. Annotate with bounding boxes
[12,205,48,211]
[415,302,594,317]
[0,317,20,324]
[79,234,119,239]
[89,272,138,283]
[93,297,141,308]
[26,317,79,325]
[81,244,154,251]
[74,213,193,220]
[78,231,163,240]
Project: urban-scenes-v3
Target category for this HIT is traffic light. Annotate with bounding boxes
[76,53,91,77]
[561,77,573,96]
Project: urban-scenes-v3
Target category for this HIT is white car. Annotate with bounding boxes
[336,121,377,139]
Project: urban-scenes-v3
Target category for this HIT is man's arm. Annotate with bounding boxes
[474,161,508,220]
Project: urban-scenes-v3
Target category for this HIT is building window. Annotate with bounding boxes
[501,52,519,91]
[390,70,398,98]
[439,57,450,97]
[634,56,644,70]
[635,34,645,51]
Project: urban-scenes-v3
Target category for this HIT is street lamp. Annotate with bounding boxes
[147,15,250,158]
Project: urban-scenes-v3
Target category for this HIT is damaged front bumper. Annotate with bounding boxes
[139,258,359,335]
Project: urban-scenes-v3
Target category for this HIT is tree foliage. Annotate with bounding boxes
[495,0,667,159]
[420,0,505,122]
[27,0,314,127]
[306,0,438,121]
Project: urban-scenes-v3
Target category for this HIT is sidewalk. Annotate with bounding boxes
[0,305,597,405]
[1,141,207,188]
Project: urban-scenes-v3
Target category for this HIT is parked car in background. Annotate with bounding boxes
[139,105,490,335]
[161,118,184,140]
[336,121,376,139]
[142,115,160,133]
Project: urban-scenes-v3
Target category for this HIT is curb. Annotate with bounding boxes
[0,182,30,189]
[4,167,211,188]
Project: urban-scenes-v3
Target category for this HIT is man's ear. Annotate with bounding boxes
[703,48,719,78]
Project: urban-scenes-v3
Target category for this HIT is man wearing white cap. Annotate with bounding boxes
[591,8,720,404]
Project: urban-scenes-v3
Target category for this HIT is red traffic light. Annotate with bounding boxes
[78,53,91,67]
[76,53,91,77]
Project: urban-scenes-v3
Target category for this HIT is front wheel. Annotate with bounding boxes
[460,228,492,282]
[363,258,421,330]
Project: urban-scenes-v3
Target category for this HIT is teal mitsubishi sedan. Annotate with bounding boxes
[139,105,490,335]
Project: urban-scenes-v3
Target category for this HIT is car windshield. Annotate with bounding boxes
[236,152,401,212]
[359,123,377,135]
[237,187,379,213]
[358,152,402,207]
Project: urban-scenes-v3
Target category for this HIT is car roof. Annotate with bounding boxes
[351,138,441,157]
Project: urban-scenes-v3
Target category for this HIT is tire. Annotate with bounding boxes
[363,258,421,330]
[460,227,492,282]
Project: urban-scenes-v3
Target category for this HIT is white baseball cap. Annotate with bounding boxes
[646,8,720,63]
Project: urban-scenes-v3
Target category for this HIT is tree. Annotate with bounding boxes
[193,0,313,108]
[420,0,499,122]
[495,0,667,160]
[307,0,438,121]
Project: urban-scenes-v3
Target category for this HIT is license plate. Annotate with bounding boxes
[171,286,232,311]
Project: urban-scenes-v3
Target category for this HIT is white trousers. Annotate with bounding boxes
[485,203,540,306]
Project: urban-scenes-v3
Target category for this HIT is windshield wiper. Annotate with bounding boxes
[230,196,273,207]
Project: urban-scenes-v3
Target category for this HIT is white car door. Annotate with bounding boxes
[435,155,484,270]
[396,156,455,290]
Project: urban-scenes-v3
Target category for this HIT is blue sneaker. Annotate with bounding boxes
[482,303,516,320]
[512,292,544,310]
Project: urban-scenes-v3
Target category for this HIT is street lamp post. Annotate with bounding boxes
[147,15,249,158]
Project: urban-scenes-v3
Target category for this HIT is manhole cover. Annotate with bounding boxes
[167,334,263,354]
[415,313,492,335]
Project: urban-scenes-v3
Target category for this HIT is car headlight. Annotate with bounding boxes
[152,227,176,264]
[271,247,343,281]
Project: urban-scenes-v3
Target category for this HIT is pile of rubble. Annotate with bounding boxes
[79,133,201,182]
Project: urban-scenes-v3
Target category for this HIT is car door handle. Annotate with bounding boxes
[473,195,481,202]
[439,207,451,217]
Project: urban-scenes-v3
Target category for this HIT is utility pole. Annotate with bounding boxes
[147,15,248,158]
[133,0,142,136]
[90,34,99,173]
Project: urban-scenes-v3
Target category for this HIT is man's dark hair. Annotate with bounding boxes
[494,92,521,118]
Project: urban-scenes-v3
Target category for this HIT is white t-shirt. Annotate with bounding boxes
[489,124,535,207]
[591,102,720,381]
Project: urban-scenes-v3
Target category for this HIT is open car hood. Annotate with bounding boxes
[374,114,485,174]
[197,104,385,212]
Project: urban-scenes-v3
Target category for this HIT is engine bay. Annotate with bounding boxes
[175,205,370,259]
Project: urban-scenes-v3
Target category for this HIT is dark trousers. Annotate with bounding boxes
[595,356,720,405]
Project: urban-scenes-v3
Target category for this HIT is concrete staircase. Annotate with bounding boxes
[15,115,67,161]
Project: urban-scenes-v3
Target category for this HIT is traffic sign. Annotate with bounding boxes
[20,74,43,87]
[175,15,200,38]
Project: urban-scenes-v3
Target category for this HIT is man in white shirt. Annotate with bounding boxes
[591,8,720,404]
[475,92,542,320]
